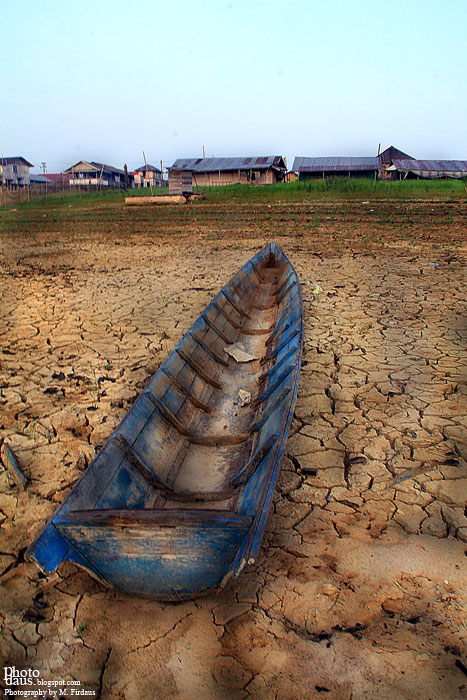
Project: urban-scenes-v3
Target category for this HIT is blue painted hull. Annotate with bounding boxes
[26,242,303,600]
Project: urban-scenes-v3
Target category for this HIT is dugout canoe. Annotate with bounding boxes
[26,242,303,600]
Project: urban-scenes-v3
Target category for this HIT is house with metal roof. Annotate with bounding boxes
[65,161,126,188]
[0,157,34,188]
[45,172,71,186]
[390,159,467,179]
[378,146,413,166]
[293,146,414,180]
[132,163,163,188]
[29,174,54,184]
[293,156,381,180]
[168,156,287,187]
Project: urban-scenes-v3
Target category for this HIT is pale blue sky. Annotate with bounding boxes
[2,0,466,173]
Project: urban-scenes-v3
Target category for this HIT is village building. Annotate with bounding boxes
[377,146,414,179]
[293,156,381,180]
[0,157,33,188]
[378,146,413,167]
[168,170,193,196]
[168,156,287,187]
[389,159,467,179]
[293,146,414,180]
[65,161,127,188]
[132,164,163,188]
[45,172,71,186]
[29,174,54,185]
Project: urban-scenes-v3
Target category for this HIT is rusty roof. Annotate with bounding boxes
[169,156,286,172]
[65,161,125,175]
[393,159,467,172]
[293,156,380,172]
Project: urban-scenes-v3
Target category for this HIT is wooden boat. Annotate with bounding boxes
[26,242,303,600]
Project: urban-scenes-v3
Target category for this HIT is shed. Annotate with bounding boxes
[378,146,413,165]
[390,159,467,179]
[378,146,415,180]
[168,156,286,187]
[293,156,380,180]
[169,170,193,195]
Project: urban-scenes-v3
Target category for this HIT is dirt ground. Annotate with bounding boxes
[0,199,466,699]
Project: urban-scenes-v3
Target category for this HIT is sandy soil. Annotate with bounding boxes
[0,200,466,699]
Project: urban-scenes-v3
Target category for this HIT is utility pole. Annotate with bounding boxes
[41,162,48,199]
[143,151,153,196]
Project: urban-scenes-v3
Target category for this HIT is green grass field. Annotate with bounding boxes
[196,177,467,202]
[2,176,466,213]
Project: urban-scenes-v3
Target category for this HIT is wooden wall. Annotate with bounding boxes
[191,168,279,187]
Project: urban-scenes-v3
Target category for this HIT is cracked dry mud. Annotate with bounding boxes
[0,200,466,699]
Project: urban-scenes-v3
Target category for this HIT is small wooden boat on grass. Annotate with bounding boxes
[26,242,303,600]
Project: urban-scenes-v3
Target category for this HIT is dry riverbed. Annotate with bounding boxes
[0,200,466,699]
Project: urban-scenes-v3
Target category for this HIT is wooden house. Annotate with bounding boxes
[65,161,126,188]
[378,146,413,167]
[132,164,163,188]
[0,157,33,188]
[378,146,414,179]
[168,156,287,187]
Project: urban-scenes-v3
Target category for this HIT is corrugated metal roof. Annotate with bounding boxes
[65,161,125,175]
[91,161,125,175]
[135,164,161,173]
[30,174,54,183]
[169,156,286,172]
[1,156,34,167]
[393,159,467,172]
[293,156,380,172]
[46,173,71,183]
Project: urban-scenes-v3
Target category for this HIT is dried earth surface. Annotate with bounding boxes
[0,198,466,699]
